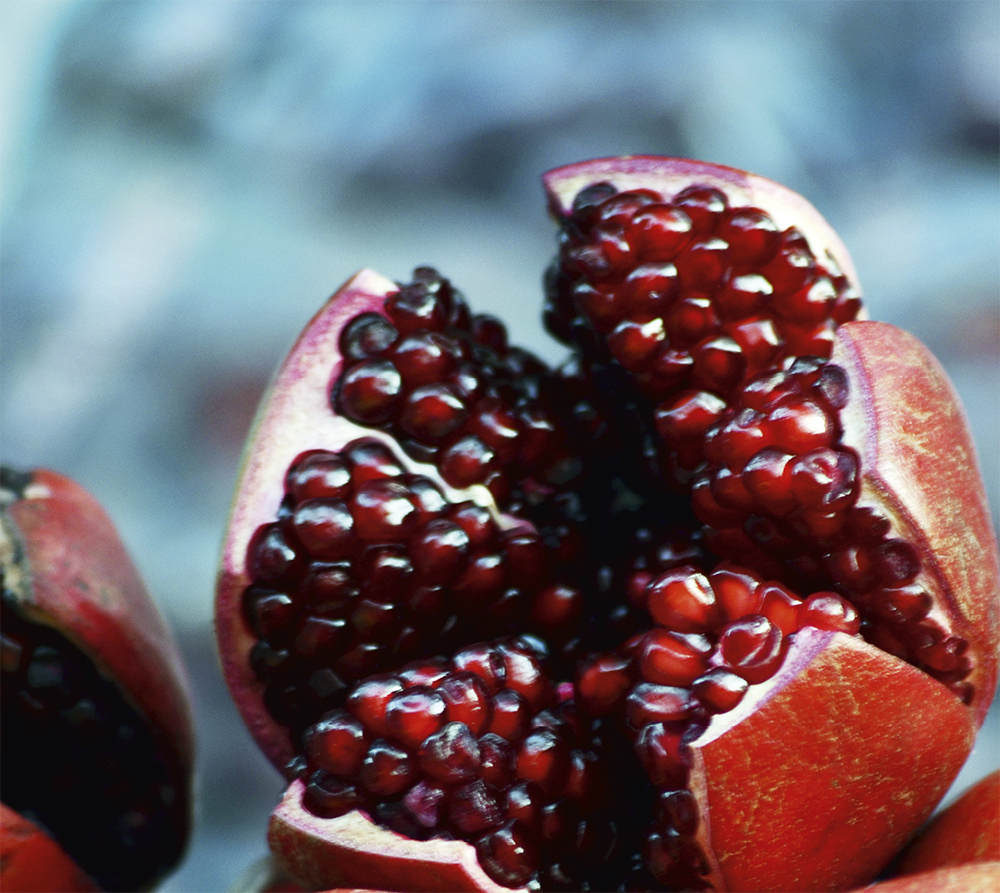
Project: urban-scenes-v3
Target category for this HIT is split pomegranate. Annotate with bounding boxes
[215,157,999,892]
[1,467,194,892]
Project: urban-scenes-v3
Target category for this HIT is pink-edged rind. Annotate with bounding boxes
[215,268,400,773]
[851,861,1000,893]
[833,320,1000,724]
[269,782,520,893]
[893,768,1000,874]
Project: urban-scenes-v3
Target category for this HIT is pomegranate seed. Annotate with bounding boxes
[347,675,405,738]
[399,384,468,440]
[438,672,492,735]
[359,740,414,797]
[450,779,503,834]
[634,722,688,788]
[340,312,398,361]
[626,683,695,729]
[488,689,532,744]
[418,721,482,784]
[478,733,515,789]
[576,653,635,716]
[305,771,361,818]
[404,780,446,829]
[343,438,405,482]
[638,630,712,687]
[287,451,353,501]
[476,820,539,888]
[719,615,786,685]
[291,499,356,561]
[717,208,779,267]
[798,592,861,635]
[515,729,570,797]
[338,359,403,424]
[758,583,802,636]
[304,710,368,776]
[692,667,749,714]
[645,568,719,633]
[628,204,693,260]
[384,686,447,749]
[350,479,420,542]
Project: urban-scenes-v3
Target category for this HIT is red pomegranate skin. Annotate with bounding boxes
[849,861,1000,893]
[216,158,1000,893]
[892,770,1000,876]
[833,321,1000,723]
[0,805,100,893]
[687,628,974,892]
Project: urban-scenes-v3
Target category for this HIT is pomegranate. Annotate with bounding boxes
[892,770,1000,876]
[1,467,195,892]
[849,862,1000,893]
[215,157,999,892]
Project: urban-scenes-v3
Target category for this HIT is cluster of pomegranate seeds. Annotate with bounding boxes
[243,436,591,740]
[290,637,649,890]
[544,182,861,486]
[692,358,973,700]
[335,268,584,506]
[0,595,181,892]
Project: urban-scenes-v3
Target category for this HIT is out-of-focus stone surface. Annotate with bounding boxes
[2,3,997,891]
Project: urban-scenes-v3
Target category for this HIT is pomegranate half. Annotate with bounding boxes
[1,467,195,892]
[215,157,998,892]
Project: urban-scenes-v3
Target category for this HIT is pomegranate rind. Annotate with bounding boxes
[688,628,975,893]
[834,320,1000,723]
[2,468,194,876]
[542,155,860,289]
[893,770,1000,875]
[269,781,518,893]
[0,803,101,893]
[849,861,1000,893]
[216,268,401,772]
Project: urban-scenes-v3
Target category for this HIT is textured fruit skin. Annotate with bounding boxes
[0,804,100,893]
[2,468,195,890]
[688,628,975,892]
[850,861,1000,893]
[834,321,1000,723]
[892,771,1000,876]
[216,158,1000,893]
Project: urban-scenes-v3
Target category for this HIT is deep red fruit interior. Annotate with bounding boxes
[0,479,184,893]
[240,176,978,891]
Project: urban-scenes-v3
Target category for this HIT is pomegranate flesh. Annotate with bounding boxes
[216,157,999,892]
[1,467,194,892]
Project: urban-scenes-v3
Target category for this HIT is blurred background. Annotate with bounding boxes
[1,1,997,890]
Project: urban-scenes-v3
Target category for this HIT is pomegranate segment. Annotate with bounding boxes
[849,862,1000,893]
[0,804,101,893]
[1,467,194,892]
[687,628,975,893]
[217,157,1000,893]
[892,770,1000,876]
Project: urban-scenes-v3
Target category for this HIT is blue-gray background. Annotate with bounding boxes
[1,2,997,891]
